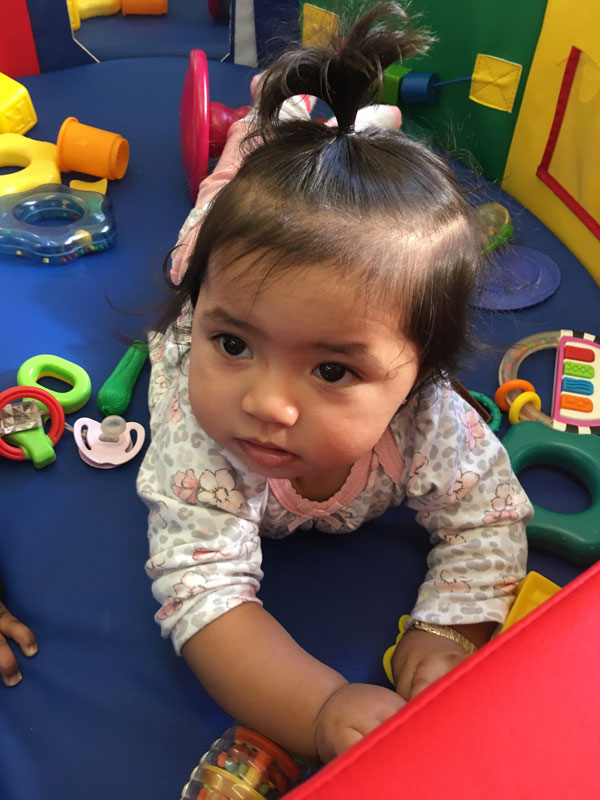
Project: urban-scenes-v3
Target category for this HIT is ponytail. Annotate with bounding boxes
[255,2,433,138]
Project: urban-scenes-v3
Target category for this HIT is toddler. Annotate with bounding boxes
[137,2,532,763]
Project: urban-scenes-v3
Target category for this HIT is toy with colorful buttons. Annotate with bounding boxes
[496,329,600,433]
[494,330,600,565]
[180,726,312,800]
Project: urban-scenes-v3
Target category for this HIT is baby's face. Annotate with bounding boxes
[188,254,419,492]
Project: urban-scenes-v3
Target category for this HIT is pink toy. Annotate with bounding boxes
[73,415,145,468]
[179,49,250,200]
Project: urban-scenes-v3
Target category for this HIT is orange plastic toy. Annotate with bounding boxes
[121,0,167,14]
[56,117,129,180]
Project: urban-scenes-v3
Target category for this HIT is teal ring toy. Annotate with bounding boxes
[17,354,91,414]
[469,390,501,433]
[502,421,600,565]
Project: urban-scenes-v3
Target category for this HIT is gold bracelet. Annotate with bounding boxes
[409,620,476,655]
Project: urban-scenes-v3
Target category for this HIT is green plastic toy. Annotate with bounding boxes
[97,341,148,416]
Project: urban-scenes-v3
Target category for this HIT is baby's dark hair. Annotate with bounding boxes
[160,2,485,386]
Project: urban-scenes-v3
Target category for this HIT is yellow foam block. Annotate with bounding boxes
[0,73,37,135]
[470,54,523,113]
[503,0,600,284]
[302,3,339,47]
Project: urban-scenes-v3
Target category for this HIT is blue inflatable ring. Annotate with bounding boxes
[0,183,116,265]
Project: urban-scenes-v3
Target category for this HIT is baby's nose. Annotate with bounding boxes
[241,384,299,426]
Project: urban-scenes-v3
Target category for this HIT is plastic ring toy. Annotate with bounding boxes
[468,390,502,433]
[495,379,535,412]
[17,354,91,413]
[508,391,542,425]
[0,133,60,196]
[0,184,116,265]
[497,332,562,426]
[502,421,600,564]
[0,386,65,460]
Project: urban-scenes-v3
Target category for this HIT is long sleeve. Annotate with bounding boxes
[400,383,532,627]
[136,329,269,653]
[170,117,256,285]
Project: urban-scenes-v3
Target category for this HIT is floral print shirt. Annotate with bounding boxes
[137,325,532,655]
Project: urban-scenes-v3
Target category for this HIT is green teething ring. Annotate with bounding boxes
[469,390,501,433]
[17,354,91,414]
[502,421,600,565]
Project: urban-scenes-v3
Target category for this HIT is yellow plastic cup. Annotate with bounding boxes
[56,117,129,180]
[121,0,167,15]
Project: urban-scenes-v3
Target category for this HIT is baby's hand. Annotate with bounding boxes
[392,629,469,701]
[0,599,38,687]
[314,682,406,762]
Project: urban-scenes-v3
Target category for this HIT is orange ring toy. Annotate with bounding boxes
[494,379,535,412]
[0,386,65,460]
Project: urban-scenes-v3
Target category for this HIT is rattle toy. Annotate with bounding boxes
[73,415,145,468]
[0,184,116,264]
[97,341,148,416]
[180,49,251,200]
[497,329,600,432]
[180,726,311,800]
[474,202,514,254]
[0,354,91,467]
[0,386,65,468]
[496,330,600,564]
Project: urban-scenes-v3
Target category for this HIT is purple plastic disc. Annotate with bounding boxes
[472,245,561,311]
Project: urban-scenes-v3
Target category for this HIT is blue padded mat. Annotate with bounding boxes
[74,0,230,62]
[0,55,598,800]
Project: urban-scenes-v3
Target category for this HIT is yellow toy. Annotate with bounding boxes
[0,73,37,135]
[67,0,122,30]
[499,571,561,633]
[0,134,60,196]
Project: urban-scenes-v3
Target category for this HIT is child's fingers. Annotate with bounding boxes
[0,601,38,686]
[0,634,23,686]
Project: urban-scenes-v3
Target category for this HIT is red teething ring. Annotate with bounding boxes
[0,386,65,460]
[494,379,535,412]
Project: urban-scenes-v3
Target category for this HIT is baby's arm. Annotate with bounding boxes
[392,386,532,699]
[138,345,405,761]
[0,594,38,686]
[182,603,405,760]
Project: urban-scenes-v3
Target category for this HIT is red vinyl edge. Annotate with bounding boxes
[289,561,600,798]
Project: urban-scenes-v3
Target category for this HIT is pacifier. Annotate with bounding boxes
[73,414,145,468]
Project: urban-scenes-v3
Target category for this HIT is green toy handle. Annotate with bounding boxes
[97,341,148,416]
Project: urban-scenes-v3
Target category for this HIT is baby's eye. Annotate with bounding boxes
[315,363,354,384]
[215,334,252,359]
